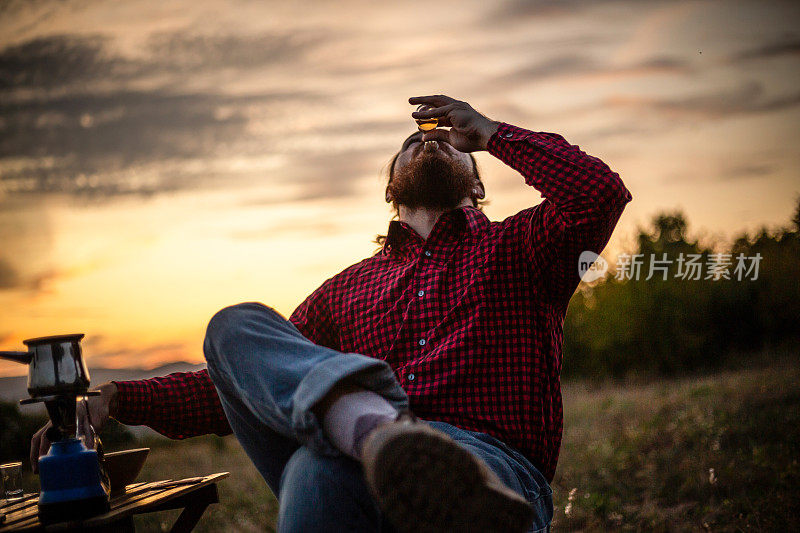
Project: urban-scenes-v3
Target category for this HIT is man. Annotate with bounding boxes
[31,95,631,532]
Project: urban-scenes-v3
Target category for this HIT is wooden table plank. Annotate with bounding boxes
[0,495,38,512]
[0,473,229,533]
[0,496,39,530]
[91,474,227,525]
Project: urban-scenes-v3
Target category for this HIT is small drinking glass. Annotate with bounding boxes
[415,104,438,131]
[1,461,24,501]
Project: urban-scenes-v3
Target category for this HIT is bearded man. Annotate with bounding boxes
[32,94,632,533]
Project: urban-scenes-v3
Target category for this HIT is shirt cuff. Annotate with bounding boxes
[111,379,155,426]
[486,122,535,154]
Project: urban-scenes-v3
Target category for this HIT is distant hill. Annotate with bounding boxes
[0,361,207,405]
[0,362,207,441]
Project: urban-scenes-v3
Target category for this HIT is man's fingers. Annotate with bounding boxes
[31,424,51,472]
[39,429,50,458]
[412,103,457,119]
[408,94,455,107]
[79,415,91,447]
[412,103,454,128]
[435,116,453,128]
[30,431,40,472]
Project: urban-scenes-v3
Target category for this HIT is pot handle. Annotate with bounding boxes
[0,351,32,364]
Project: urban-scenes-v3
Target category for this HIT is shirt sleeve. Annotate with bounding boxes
[288,278,342,351]
[112,369,232,439]
[487,122,632,304]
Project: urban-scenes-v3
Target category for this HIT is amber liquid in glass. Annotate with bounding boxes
[415,104,438,131]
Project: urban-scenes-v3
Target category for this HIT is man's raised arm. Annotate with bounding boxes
[486,123,632,303]
[411,94,632,304]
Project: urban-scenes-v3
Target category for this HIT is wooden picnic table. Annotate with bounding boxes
[0,472,229,533]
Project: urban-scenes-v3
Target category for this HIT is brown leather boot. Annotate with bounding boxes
[361,414,534,533]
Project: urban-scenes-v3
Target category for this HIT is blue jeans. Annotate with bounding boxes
[203,302,553,532]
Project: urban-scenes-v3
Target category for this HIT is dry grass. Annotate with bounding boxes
[132,436,277,532]
[108,359,800,531]
[553,360,800,531]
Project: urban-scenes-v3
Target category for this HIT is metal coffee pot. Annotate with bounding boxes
[0,333,91,398]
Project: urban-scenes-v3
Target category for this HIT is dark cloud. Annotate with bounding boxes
[488,0,595,22]
[486,0,667,23]
[314,118,405,138]
[145,30,334,71]
[0,30,342,199]
[0,88,311,158]
[580,123,656,141]
[0,29,336,91]
[0,261,60,292]
[238,150,388,209]
[730,37,800,61]
[0,89,278,196]
[0,87,324,198]
[0,198,55,292]
[0,34,117,89]
[491,54,693,89]
[1,90,245,158]
[721,163,775,181]
[502,55,596,81]
[605,81,800,119]
[630,57,693,74]
[326,33,611,80]
[0,258,20,289]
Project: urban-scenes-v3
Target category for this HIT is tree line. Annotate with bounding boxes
[562,200,800,378]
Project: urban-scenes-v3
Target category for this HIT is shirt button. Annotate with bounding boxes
[504,132,513,138]
[424,250,432,257]
[408,373,415,381]
[418,338,426,346]
[418,290,425,297]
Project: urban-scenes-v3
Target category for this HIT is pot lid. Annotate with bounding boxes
[22,333,85,346]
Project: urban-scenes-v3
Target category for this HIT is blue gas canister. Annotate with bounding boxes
[37,438,110,523]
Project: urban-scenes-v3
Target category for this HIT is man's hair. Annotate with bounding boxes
[375,150,487,248]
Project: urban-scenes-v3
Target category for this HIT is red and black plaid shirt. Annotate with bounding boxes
[113,122,631,481]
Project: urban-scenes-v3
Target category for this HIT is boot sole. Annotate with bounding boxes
[363,424,534,533]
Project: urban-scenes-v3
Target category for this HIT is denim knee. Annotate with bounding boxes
[281,446,337,496]
[278,447,379,533]
[204,302,267,362]
[207,301,262,335]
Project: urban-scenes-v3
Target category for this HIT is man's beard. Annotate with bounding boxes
[388,147,476,211]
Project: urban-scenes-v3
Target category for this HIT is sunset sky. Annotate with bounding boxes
[1,0,798,376]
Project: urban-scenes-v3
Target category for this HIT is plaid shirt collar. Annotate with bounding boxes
[382,206,489,260]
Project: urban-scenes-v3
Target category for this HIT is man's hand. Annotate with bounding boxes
[409,95,500,153]
[29,382,118,473]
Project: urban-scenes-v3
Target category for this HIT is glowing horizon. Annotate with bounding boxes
[1,0,799,377]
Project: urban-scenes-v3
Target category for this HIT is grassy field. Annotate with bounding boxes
[29,359,797,532]
[552,359,799,531]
